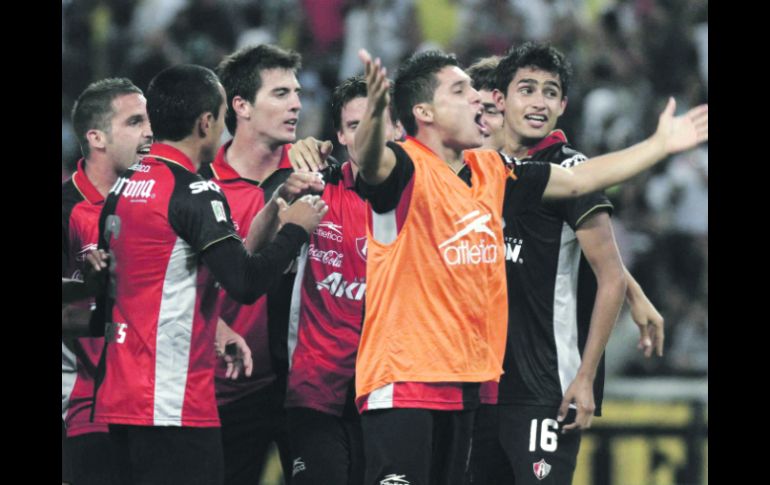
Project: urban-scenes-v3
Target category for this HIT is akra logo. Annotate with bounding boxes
[189,180,222,194]
[438,210,499,266]
[314,221,343,242]
[316,272,366,301]
[110,177,156,200]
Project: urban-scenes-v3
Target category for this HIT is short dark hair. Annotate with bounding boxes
[146,64,224,142]
[467,56,501,92]
[495,42,573,97]
[394,50,459,136]
[330,75,397,131]
[216,44,302,134]
[71,78,143,157]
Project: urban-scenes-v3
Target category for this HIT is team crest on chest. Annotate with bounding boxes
[533,459,551,480]
[356,236,368,261]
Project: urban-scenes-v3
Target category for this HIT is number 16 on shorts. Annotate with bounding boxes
[529,418,559,452]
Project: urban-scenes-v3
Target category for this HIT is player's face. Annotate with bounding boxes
[430,66,486,151]
[105,93,153,171]
[247,68,302,145]
[501,67,566,144]
[337,96,401,164]
[479,89,505,150]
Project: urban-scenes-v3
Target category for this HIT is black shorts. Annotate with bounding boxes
[66,430,121,485]
[109,424,224,485]
[469,403,582,485]
[362,408,476,485]
[218,381,292,485]
[287,407,364,485]
[62,420,72,484]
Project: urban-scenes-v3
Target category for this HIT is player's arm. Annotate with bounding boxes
[624,267,665,358]
[542,99,708,199]
[559,211,626,432]
[242,172,325,251]
[353,49,397,185]
[202,195,328,304]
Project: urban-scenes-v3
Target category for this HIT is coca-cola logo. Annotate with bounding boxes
[307,244,343,268]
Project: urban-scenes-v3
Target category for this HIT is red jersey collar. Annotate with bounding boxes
[147,143,196,172]
[526,130,568,157]
[71,158,105,205]
[209,142,293,181]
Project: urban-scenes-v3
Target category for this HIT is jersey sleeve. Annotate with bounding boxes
[502,155,552,220]
[168,173,241,253]
[355,141,415,214]
[543,147,614,229]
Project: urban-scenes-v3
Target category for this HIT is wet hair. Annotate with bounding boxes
[71,78,143,157]
[394,50,459,136]
[495,42,573,97]
[146,64,224,142]
[216,44,302,134]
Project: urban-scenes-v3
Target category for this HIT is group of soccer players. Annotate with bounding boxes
[62,40,707,485]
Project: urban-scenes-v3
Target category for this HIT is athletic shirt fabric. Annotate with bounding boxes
[94,143,240,427]
[61,159,109,437]
[285,161,368,416]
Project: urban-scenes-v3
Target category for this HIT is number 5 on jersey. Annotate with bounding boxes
[529,418,559,452]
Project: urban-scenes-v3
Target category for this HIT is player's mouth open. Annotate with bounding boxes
[475,111,489,135]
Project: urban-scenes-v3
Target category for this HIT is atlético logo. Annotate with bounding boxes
[533,459,551,480]
[356,236,368,261]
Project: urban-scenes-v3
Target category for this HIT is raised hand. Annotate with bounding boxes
[289,137,334,172]
[655,97,708,155]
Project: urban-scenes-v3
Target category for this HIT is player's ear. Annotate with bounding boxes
[413,103,433,125]
[493,89,506,112]
[86,129,107,151]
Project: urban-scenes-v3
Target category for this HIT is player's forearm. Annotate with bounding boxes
[545,136,666,199]
[61,304,92,337]
[623,266,646,305]
[243,199,281,252]
[577,270,627,379]
[355,106,389,184]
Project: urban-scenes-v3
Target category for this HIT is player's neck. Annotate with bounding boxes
[415,131,464,172]
[227,133,284,181]
[160,140,205,172]
[83,155,120,197]
[504,132,535,159]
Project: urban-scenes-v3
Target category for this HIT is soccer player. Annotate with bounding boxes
[353,48,706,485]
[466,56,506,151]
[198,43,314,484]
[469,41,665,485]
[62,77,152,485]
[93,64,327,485]
[283,75,402,485]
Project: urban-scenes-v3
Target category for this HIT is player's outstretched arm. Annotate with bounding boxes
[354,49,397,185]
[543,98,708,199]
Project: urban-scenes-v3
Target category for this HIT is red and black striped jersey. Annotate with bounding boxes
[285,161,367,416]
[94,143,240,427]
[61,159,108,437]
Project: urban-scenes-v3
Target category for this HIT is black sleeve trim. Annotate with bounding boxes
[201,223,309,304]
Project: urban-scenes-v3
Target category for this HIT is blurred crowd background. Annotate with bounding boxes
[61,0,708,380]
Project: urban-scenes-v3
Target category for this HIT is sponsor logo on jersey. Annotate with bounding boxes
[438,210,499,266]
[559,152,588,168]
[380,474,410,485]
[314,221,343,242]
[211,200,227,223]
[316,272,366,301]
[110,177,156,201]
[292,458,306,477]
[308,244,343,268]
[533,459,552,480]
[128,162,151,172]
[76,243,98,262]
[504,236,524,264]
[189,180,222,194]
[356,236,368,261]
